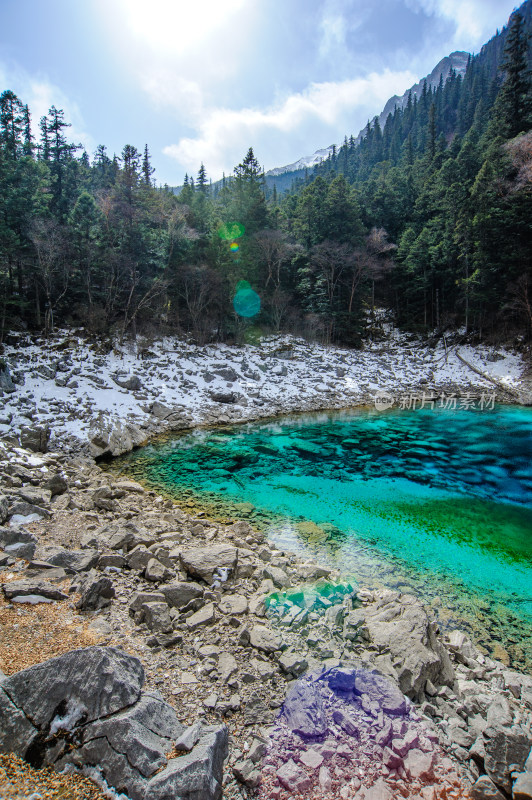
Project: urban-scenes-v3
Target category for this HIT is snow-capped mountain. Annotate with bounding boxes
[266,51,470,179]
[267,147,337,178]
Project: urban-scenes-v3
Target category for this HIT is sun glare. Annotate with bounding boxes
[121,0,248,52]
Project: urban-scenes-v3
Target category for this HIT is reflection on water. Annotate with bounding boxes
[110,405,532,670]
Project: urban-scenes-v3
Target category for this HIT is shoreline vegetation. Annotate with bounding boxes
[1,7,532,352]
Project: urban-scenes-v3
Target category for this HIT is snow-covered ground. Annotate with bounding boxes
[0,326,528,452]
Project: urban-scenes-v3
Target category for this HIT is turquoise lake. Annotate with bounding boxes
[111,405,532,670]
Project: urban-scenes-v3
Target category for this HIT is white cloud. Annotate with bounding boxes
[318,1,370,66]
[163,68,417,178]
[319,13,348,58]
[140,71,205,120]
[405,0,518,48]
[0,62,94,153]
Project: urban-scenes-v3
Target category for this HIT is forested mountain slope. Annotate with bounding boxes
[266,50,470,185]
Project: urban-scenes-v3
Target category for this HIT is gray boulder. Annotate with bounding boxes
[149,402,193,430]
[469,775,507,800]
[141,601,173,633]
[91,487,120,512]
[233,757,261,788]
[243,692,273,726]
[332,708,359,737]
[8,501,50,522]
[76,574,115,612]
[365,780,393,800]
[180,545,238,582]
[145,557,174,583]
[209,391,237,404]
[175,721,202,752]
[0,688,38,753]
[112,374,142,391]
[276,758,312,793]
[283,679,328,739]
[0,647,143,739]
[161,581,203,609]
[213,366,240,382]
[0,647,227,800]
[150,401,176,420]
[278,651,308,677]
[0,496,8,525]
[187,603,215,630]
[148,725,227,800]
[0,526,37,561]
[249,625,282,653]
[89,419,146,458]
[483,725,532,794]
[354,670,407,716]
[2,578,68,602]
[326,667,357,693]
[361,592,455,698]
[127,546,153,571]
[129,591,167,614]
[20,425,50,453]
[41,547,99,573]
[60,690,182,798]
[513,772,532,800]
[0,363,16,393]
[93,522,150,552]
[15,487,51,507]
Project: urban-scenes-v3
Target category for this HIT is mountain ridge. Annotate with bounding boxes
[266,50,470,180]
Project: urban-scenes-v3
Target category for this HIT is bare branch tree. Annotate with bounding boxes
[29,218,69,337]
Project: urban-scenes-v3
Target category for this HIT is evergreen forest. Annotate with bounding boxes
[1,1,531,347]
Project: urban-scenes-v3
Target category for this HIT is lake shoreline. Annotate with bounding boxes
[1,327,530,460]
[1,432,532,798]
[1,330,532,799]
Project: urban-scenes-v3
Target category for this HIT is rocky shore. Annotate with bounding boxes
[0,328,531,798]
[0,430,531,800]
[0,327,529,458]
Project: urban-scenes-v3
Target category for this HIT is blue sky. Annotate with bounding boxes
[0,0,521,185]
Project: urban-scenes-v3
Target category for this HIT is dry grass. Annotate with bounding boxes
[0,754,109,800]
[0,589,108,799]
[0,593,100,676]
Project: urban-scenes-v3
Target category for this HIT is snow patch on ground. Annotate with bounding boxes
[0,327,528,451]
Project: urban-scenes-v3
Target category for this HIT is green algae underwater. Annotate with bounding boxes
[109,405,532,670]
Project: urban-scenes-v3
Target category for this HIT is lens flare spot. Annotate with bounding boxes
[218,221,245,241]
[230,242,239,252]
[233,287,261,318]
[236,280,251,292]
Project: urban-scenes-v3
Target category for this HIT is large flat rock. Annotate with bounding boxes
[180,545,238,582]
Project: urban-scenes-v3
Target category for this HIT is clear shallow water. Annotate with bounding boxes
[111,405,532,670]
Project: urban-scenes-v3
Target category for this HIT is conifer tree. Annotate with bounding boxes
[0,90,25,157]
[492,10,532,138]
[22,105,33,156]
[141,144,155,186]
[197,162,208,194]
